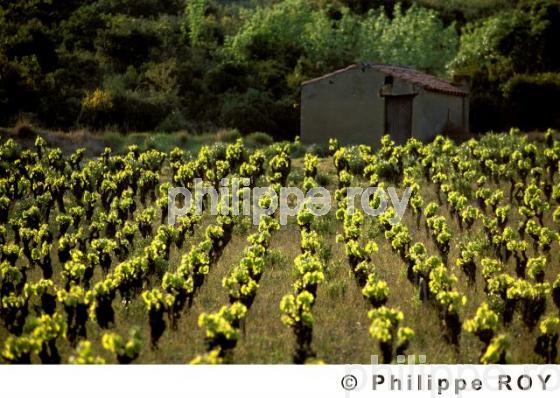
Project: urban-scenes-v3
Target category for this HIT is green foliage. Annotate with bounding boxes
[449,0,560,132]
[198,302,248,342]
[280,290,315,329]
[245,132,274,148]
[68,341,106,364]
[480,334,509,364]
[96,15,162,69]
[142,289,174,313]
[539,316,560,336]
[102,328,142,364]
[368,306,404,343]
[481,258,503,281]
[362,274,389,305]
[527,256,547,281]
[185,0,207,46]
[504,73,560,130]
[464,302,499,337]
[1,0,559,135]
[225,1,457,75]
[2,335,41,363]
[29,313,67,342]
[190,348,223,364]
[357,4,458,75]
[4,88,560,368]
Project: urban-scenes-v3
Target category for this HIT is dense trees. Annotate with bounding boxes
[449,0,560,132]
[1,0,559,137]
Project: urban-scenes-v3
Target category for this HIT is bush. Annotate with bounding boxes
[307,143,330,158]
[211,142,228,161]
[81,90,177,132]
[80,89,114,130]
[289,139,306,158]
[12,121,39,139]
[156,111,189,133]
[345,146,366,175]
[414,0,518,25]
[37,51,100,129]
[98,0,183,18]
[219,89,280,136]
[102,131,127,153]
[244,132,274,148]
[504,73,560,131]
[215,129,242,143]
[449,1,560,132]
[144,133,182,153]
[0,55,39,127]
[95,15,162,70]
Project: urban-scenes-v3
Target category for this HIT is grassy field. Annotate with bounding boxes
[1,130,559,364]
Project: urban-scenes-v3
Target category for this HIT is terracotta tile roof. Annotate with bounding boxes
[301,63,468,96]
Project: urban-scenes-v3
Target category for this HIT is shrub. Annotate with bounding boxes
[215,129,242,143]
[219,89,280,136]
[449,1,560,132]
[12,121,39,139]
[156,111,189,133]
[95,15,162,70]
[503,73,560,131]
[245,132,274,148]
[307,144,330,158]
[109,91,176,132]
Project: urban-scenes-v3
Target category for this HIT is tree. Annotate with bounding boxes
[185,0,207,46]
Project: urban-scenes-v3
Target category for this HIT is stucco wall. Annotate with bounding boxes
[301,67,468,145]
[301,68,410,146]
[411,90,467,141]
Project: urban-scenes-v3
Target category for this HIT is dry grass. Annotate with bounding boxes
[234,226,298,363]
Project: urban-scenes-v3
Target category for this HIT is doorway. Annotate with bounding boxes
[385,95,413,145]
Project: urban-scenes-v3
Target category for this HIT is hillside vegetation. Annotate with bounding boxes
[1,0,560,137]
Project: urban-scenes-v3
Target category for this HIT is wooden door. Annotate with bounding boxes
[385,96,413,145]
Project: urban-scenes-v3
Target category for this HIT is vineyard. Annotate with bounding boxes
[2,130,560,364]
